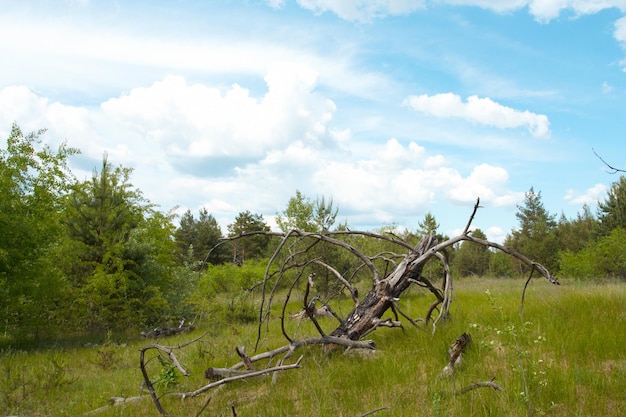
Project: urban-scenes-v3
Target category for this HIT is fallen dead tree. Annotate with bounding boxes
[135,199,558,415]
[230,198,559,350]
[140,319,195,338]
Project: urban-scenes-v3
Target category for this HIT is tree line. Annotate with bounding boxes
[1,124,625,342]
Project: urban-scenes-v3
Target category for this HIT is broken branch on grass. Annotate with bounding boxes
[181,356,303,398]
[457,377,503,394]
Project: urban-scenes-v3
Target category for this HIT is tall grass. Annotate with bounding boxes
[1,278,624,416]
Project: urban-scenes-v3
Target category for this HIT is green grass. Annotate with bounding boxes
[1,278,625,416]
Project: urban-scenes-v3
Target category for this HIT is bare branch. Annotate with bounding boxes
[593,148,625,174]
[462,197,481,235]
[181,356,303,398]
[457,377,503,394]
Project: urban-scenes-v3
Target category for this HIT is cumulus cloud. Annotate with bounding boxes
[294,0,426,22]
[311,139,521,227]
[404,93,551,138]
[99,62,337,174]
[564,183,607,205]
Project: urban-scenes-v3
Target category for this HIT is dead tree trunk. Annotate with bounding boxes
[212,198,558,349]
[330,235,436,340]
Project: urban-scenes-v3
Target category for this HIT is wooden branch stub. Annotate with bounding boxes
[442,332,472,376]
[235,346,253,370]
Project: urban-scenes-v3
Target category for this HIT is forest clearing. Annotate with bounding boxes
[1,278,624,416]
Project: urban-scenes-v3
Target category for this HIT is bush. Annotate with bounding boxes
[559,228,626,280]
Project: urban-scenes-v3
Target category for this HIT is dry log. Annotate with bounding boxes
[204,367,256,381]
[140,324,195,338]
[181,356,303,399]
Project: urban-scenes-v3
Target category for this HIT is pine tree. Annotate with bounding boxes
[507,187,558,273]
[596,175,626,236]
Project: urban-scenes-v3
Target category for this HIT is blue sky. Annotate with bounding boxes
[2,0,626,242]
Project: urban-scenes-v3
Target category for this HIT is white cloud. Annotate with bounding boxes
[616,15,626,42]
[100,63,337,165]
[440,1,626,22]
[404,93,551,138]
[528,0,626,22]
[289,0,626,23]
[295,0,426,22]
[447,164,525,206]
[602,81,615,94]
[267,0,287,8]
[485,226,507,244]
[564,183,607,205]
[441,0,527,14]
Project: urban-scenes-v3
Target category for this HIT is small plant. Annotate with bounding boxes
[154,355,179,389]
[42,352,76,391]
[95,330,117,370]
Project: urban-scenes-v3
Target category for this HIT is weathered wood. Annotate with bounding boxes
[330,235,438,341]
[442,332,472,376]
[140,324,195,338]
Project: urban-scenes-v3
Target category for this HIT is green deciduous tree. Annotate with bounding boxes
[0,124,78,339]
[559,227,626,280]
[276,190,315,233]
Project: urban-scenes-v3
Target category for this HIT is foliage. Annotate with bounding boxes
[555,205,597,254]
[1,280,624,416]
[488,250,516,277]
[559,227,626,280]
[413,212,449,281]
[190,259,268,322]
[276,190,316,232]
[58,156,180,332]
[174,208,228,268]
[596,175,626,236]
[275,191,344,294]
[0,124,79,338]
[417,212,440,237]
[506,187,558,273]
[312,195,338,232]
[226,210,271,264]
[453,229,490,277]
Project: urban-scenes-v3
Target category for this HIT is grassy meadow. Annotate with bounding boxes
[1,278,625,416]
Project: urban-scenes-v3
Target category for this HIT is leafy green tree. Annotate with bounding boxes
[227,211,271,264]
[0,124,78,338]
[276,190,315,232]
[488,250,516,277]
[560,228,626,280]
[506,187,558,273]
[596,176,626,236]
[174,208,227,268]
[453,229,490,277]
